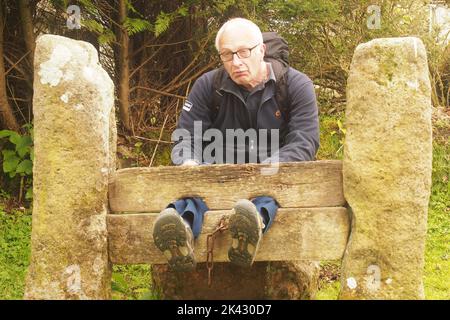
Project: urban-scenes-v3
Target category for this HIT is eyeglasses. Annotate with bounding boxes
[219,43,260,62]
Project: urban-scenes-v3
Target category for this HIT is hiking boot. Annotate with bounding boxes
[228,199,264,267]
[152,208,196,272]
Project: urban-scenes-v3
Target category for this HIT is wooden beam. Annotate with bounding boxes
[109,160,344,212]
[107,207,350,264]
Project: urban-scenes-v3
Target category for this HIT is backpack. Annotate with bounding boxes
[211,31,291,122]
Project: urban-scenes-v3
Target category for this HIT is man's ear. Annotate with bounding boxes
[260,43,266,57]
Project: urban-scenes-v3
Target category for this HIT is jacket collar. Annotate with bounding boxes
[217,62,276,96]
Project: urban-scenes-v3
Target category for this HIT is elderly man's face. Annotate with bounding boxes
[218,27,265,89]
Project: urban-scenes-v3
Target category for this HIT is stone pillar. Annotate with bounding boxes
[24,35,116,299]
[340,37,432,299]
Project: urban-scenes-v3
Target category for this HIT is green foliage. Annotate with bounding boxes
[48,0,71,8]
[317,275,340,300]
[78,4,117,45]
[424,141,450,300]
[317,114,345,160]
[268,0,340,23]
[111,265,157,300]
[133,141,144,159]
[77,0,98,13]
[98,29,116,45]
[82,19,104,34]
[0,203,32,299]
[177,5,189,17]
[330,118,346,156]
[154,4,190,37]
[256,0,440,113]
[154,11,172,37]
[76,1,153,45]
[125,17,152,36]
[0,126,33,201]
[125,0,139,15]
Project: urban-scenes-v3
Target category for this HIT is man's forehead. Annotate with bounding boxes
[219,30,259,51]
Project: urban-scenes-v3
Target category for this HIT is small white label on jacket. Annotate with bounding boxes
[183,100,193,112]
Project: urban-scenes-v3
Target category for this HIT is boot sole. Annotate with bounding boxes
[152,210,196,272]
[228,202,262,267]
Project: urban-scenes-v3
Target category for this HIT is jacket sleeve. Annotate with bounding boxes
[266,70,320,163]
[171,72,213,165]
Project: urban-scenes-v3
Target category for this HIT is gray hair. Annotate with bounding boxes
[215,18,263,52]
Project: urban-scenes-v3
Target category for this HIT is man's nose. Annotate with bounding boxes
[232,53,242,66]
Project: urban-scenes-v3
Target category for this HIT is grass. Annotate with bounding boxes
[0,113,448,300]
[317,113,345,160]
[317,279,341,300]
[0,204,31,300]
[423,141,450,300]
[111,265,157,300]
[316,261,341,300]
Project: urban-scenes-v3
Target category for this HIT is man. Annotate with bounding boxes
[152,18,319,272]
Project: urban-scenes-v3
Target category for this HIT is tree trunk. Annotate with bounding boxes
[136,32,149,102]
[117,0,131,131]
[18,0,35,124]
[18,0,35,65]
[0,3,19,131]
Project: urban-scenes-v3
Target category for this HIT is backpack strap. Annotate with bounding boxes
[262,32,290,121]
[270,60,290,122]
[210,67,225,121]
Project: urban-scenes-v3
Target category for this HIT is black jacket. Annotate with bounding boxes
[171,65,319,164]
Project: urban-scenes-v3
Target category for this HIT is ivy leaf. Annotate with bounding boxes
[3,154,20,173]
[8,132,21,146]
[16,160,33,175]
[25,187,33,200]
[15,135,33,158]
[0,130,15,139]
[2,149,17,160]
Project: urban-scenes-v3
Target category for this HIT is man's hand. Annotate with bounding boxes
[181,159,199,166]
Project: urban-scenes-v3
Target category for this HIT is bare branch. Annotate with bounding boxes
[149,114,169,167]
[130,86,186,99]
